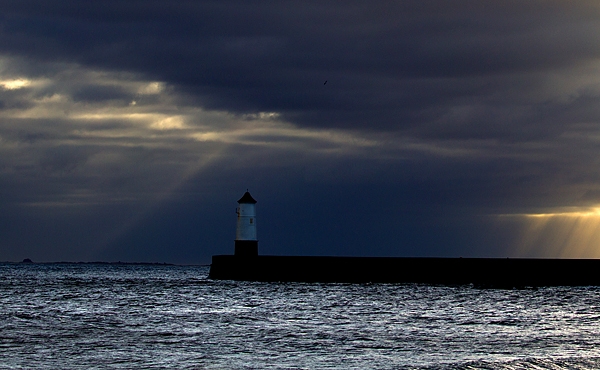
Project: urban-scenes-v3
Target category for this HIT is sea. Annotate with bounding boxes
[2,263,600,369]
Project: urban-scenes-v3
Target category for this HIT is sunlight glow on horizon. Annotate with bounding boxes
[500,206,600,258]
[521,206,600,218]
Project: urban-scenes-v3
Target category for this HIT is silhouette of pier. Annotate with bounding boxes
[209,255,600,287]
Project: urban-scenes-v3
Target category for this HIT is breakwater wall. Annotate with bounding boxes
[209,255,600,287]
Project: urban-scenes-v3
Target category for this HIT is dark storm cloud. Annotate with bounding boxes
[71,84,132,103]
[2,1,600,262]
[3,0,600,135]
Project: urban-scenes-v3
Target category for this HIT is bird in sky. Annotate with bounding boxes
[324,80,327,85]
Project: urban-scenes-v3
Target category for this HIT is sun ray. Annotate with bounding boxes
[500,206,600,258]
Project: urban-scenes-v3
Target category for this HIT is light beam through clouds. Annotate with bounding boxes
[4,50,600,261]
[4,1,600,262]
[0,55,428,261]
[499,207,600,258]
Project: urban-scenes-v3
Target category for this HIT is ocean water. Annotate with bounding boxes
[1,263,600,369]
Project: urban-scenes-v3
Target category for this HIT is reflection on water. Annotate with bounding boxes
[1,263,600,369]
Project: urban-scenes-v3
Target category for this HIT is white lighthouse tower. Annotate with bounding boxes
[235,190,258,256]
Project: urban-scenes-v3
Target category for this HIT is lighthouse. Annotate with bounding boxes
[235,190,258,256]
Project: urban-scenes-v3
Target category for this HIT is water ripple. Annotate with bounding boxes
[1,263,600,369]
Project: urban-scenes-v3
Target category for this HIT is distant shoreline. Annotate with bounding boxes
[1,260,210,266]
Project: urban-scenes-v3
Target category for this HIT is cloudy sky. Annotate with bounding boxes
[3,1,600,263]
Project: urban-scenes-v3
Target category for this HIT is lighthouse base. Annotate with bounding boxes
[234,240,258,256]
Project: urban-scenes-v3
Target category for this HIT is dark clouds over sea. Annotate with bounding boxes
[2,1,600,263]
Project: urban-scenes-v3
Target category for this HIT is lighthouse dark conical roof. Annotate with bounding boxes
[237,191,257,204]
